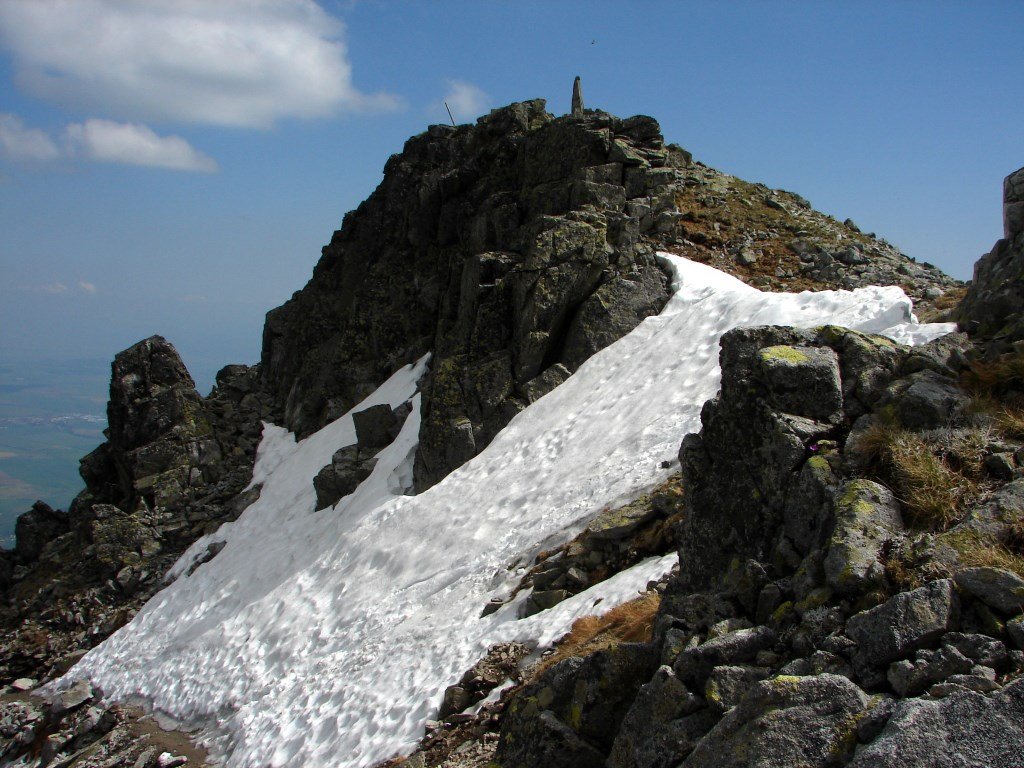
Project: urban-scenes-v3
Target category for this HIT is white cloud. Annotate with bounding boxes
[0,0,398,129]
[19,282,68,294]
[0,112,60,161]
[439,80,489,123]
[65,119,217,172]
[78,280,97,294]
[181,294,207,303]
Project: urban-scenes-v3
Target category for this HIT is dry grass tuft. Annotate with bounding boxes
[887,431,971,529]
[534,591,660,675]
[942,530,1024,580]
[990,405,1024,441]
[963,353,1024,402]
[856,421,980,531]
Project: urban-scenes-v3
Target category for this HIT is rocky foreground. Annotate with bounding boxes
[0,99,1016,767]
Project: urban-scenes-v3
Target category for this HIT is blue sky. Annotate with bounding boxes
[1,0,1022,391]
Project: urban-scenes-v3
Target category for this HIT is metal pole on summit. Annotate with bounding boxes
[571,76,584,117]
[445,101,456,127]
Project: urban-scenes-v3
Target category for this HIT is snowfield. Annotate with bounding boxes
[65,255,955,767]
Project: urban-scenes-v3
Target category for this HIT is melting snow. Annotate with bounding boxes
[65,255,955,767]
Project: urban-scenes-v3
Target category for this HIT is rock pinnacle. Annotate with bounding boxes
[571,76,583,116]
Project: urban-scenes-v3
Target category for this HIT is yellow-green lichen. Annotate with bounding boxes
[759,345,810,365]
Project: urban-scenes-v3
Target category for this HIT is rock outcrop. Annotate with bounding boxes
[495,315,1024,767]
[0,338,272,686]
[957,165,1024,351]
[261,100,677,489]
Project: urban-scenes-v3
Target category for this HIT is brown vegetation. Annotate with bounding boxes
[532,591,660,676]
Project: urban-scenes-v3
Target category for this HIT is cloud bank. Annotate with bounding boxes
[0,113,216,172]
[0,113,59,161]
[0,0,398,129]
[65,120,217,172]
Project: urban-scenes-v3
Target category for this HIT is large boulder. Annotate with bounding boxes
[677,326,907,591]
[313,447,377,510]
[846,579,960,668]
[849,677,1024,767]
[680,674,871,768]
[608,665,712,768]
[824,480,903,596]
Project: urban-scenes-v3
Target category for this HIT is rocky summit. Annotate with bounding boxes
[0,95,1018,768]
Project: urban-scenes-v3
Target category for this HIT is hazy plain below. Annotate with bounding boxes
[0,358,109,547]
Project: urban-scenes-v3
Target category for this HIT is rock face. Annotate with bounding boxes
[958,166,1024,350]
[0,103,992,768]
[261,100,676,489]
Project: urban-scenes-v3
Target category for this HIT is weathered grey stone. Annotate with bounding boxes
[984,452,1017,480]
[439,685,473,717]
[943,674,1002,693]
[560,267,670,373]
[499,644,652,767]
[955,567,1024,615]
[957,479,1024,542]
[523,364,572,403]
[757,344,842,423]
[704,665,770,713]
[681,674,870,768]
[586,498,658,541]
[850,677,1024,767]
[943,633,1009,669]
[736,247,758,266]
[608,666,710,768]
[674,626,776,687]
[562,643,656,753]
[102,336,220,511]
[887,645,974,696]
[523,589,573,616]
[1008,616,1024,650]
[312,446,377,510]
[778,650,853,680]
[957,166,1024,350]
[824,479,903,596]
[888,370,970,430]
[55,679,93,714]
[500,709,604,768]
[783,454,837,556]
[846,579,960,667]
